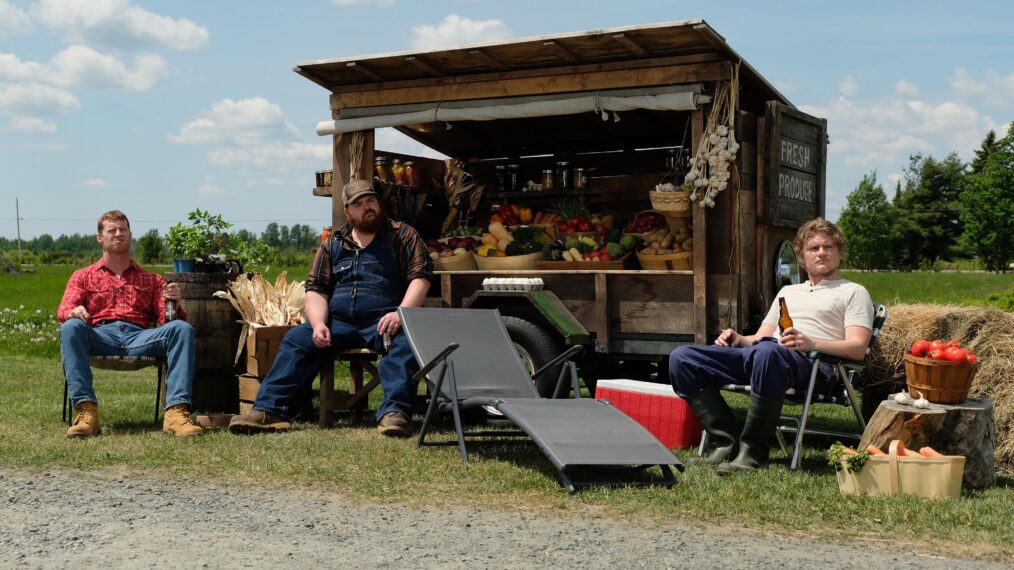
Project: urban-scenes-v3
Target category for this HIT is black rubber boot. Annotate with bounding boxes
[717,394,783,475]
[688,388,739,465]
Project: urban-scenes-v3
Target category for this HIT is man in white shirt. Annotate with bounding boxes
[668,219,874,473]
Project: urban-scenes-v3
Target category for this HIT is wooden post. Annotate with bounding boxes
[330,128,375,230]
[691,107,707,344]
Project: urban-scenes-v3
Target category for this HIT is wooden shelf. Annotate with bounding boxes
[488,190,598,200]
[312,187,333,197]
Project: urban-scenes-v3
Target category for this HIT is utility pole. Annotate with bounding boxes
[15,198,22,264]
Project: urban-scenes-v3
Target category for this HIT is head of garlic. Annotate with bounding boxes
[893,391,914,405]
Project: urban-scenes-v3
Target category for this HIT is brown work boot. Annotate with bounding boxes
[377,411,411,438]
[163,404,204,437]
[66,402,101,438]
[228,410,291,434]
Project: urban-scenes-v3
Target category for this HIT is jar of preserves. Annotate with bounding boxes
[391,158,407,185]
[404,161,420,187]
[494,165,507,193]
[573,167,587,190]
[554,161,570,190]
[374,157,391,182]
[541,169,555,191]
[322,169,333,188]
[507,164,521,193]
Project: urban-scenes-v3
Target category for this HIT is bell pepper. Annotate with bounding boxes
[490,213,504,223]
[518,206,533,224]
[499,204,520,226]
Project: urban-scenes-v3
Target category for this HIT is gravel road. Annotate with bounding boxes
[0,469,1003,569]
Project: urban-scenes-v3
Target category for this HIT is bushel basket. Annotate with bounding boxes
[903,353,977,404]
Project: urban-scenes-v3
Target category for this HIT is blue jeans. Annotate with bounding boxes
[668,338,831,401]
[60,318,196,409]
[253,319,418,422]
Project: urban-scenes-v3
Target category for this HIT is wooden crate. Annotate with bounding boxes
[246,324,294,377]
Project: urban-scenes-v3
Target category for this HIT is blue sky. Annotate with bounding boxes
[1,0,1011,240]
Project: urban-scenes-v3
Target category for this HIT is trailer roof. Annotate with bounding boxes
[294,19,791,108]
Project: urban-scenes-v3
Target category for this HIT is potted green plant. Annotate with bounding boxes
[164,223,204,272]
[165,209,270,273]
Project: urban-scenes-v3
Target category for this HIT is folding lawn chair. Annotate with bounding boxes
[398,307,684,493]
[703,304,888,469]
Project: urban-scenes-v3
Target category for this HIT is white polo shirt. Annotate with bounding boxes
[762,279,874,341]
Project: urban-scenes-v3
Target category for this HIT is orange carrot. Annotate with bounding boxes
[894,441,924,457]
[866,445,886,455]
[841,447,859,455]
[919,446,946,458]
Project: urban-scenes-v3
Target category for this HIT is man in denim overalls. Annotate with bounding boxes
[230,180,433,437]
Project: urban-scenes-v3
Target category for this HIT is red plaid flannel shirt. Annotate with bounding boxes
[57,259,186,327]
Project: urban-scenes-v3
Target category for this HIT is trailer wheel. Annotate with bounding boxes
[502,316,563,398]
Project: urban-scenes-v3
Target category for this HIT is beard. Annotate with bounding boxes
[349,208,382,234]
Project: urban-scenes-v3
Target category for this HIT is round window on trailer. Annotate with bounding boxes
[774,240,802,290]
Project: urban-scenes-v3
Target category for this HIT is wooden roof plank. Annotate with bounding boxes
[405,55,444,78]
[612,33,650,56]
[346,61,385,82]
[468,49,508,71]
[543,40,582,64]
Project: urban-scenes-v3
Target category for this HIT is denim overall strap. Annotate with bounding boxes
[329,230,405,323]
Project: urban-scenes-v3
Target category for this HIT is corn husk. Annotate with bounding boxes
[213,271,306,364]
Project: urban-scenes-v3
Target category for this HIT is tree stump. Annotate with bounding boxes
[859,397,995,489]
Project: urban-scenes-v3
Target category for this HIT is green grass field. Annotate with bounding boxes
[2,265,1013,560]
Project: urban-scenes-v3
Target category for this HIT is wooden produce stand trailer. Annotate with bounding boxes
[294,20,827,389]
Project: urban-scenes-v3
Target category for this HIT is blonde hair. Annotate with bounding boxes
[97,210,130,234]
[793,218,846,267]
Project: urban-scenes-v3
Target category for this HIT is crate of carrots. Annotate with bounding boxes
[828,440,965,499]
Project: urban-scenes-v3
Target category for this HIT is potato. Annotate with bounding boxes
[682,237,694,249]
[660,234,675,249]
[642,246,657,255]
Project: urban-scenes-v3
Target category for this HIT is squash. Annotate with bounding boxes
[488,221,511,241]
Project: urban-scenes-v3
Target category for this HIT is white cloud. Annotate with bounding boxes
[245,177,287,187]
[6,116,57,133]
[410,14,510,50]
[168,97,298,145]
[33,0,209,50]
[0,83,80,115]
[772,79,799,96]
[0,1,32,39]
[894,80,920,98]
[886,172,903,186]
[50,45,167,91]
[333,0,395,6]
[838,74,858,97]
[950,66,1014,107]
[199,183,225,196]
[169,97,327,170]
[81,177,108,188]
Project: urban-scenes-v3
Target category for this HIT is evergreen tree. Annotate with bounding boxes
[261,222,280,247]
[894,153,967,265]
[279,224,290,248]
[961,127,1014,272]
[838,173,894,270]
[971,130,1000,174]
[138,228,164,264]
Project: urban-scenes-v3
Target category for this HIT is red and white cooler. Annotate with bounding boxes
[595,379,703,449]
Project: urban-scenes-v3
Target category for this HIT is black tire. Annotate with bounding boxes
[501,316,563,398]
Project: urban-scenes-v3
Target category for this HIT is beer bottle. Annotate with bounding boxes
[778,297,793,332]
[165,299,177,322]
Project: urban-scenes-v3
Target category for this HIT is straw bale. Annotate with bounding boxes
[867,303,1014,471]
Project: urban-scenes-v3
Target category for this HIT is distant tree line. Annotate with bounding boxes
[0,223,321,266]
[838,127,1014,273]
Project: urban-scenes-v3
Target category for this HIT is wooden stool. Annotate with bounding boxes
[318,348,381,426]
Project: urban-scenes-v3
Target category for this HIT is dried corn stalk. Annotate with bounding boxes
[441,159,480,233]
[214,271,306,364]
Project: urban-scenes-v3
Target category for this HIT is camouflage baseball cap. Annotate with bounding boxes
[342,179,378,206]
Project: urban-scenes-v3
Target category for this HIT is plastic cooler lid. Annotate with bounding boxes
[596,379,678,397]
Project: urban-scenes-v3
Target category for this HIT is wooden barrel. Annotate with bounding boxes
[166,272,242,412]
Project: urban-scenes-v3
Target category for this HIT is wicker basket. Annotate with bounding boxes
[433,250,477,271]
[903,353,978,404]
[473,251,543,271]
[636,249,693,270]
[649,191,691,212]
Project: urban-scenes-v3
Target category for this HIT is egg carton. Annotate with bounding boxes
[482,277,545,292]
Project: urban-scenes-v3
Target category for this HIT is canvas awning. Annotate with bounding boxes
[316,85,710,136]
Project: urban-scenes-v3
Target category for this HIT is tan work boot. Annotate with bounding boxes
[377,411,411,438]
[67,402,101,438]
[163,404,204,437]
[228,410,291,434]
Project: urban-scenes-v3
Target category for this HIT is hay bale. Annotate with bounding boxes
[867,304,1014,472]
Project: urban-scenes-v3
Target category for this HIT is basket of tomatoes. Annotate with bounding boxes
[903,339,978,404]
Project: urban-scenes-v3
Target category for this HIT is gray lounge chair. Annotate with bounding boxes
[398,307,684,493]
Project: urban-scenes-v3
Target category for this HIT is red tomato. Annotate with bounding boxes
[948,339,961,347]
[600,253,613,261]
[557,222,569,232]
[911,339,931,357]
[577,220,594,232]
[929,339,947,352]
[966,353,978,364]
[928,349,948,361]
[943,346,968,363]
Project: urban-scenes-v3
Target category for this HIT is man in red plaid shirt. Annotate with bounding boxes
[58,210,203,438]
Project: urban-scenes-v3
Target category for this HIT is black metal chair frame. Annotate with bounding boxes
[700,304,888,470]
[62,356,167,426]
